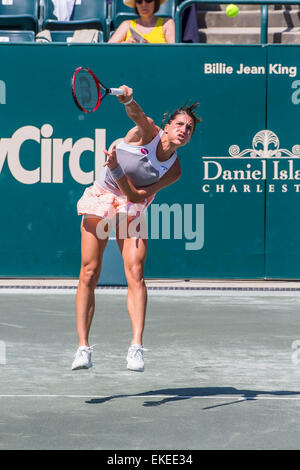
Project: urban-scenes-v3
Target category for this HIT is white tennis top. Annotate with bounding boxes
[97,129,177,197]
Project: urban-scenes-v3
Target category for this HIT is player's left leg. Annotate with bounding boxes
[117,231,148,372]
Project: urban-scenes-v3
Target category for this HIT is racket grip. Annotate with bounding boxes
[110,88,124,96]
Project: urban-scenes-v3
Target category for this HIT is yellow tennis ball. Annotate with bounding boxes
[226,4,239,17]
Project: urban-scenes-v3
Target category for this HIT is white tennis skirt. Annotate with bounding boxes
[77,181,155,220]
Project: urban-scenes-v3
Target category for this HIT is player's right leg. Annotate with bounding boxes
[72,216,109,370]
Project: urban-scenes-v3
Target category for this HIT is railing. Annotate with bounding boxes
[175,0,300,44]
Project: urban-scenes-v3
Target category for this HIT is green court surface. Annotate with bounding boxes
[1,287,300,450]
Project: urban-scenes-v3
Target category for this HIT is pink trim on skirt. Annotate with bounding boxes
[77,182,155,220]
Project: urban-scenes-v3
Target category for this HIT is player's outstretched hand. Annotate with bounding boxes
[117,85,133,105]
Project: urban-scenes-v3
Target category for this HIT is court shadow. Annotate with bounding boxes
[85,387,300,409]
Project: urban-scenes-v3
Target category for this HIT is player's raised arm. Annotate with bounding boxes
[117,85,156,142]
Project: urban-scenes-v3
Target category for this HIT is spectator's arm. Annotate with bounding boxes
[163,18,175,43]
[108,20,130,43]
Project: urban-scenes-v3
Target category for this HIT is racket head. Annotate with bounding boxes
[71,67,101,113]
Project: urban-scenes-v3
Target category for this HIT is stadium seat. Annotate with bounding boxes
[0,0,39,33]
[0,30,35,42]
[50,30,103,43]
[110,0,176,30]
[42,0,108,41]
[110,0,138,29]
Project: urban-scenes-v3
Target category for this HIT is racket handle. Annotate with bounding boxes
[109,88,124,96]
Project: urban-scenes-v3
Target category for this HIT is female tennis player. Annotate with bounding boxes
[72,85,200,372]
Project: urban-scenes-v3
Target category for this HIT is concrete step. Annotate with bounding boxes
[268,10,300,26]
[197,3,300,11]
[198,11,259,27]
[198,26,300,44]
[197,10,300,28]
[196,3,259,11]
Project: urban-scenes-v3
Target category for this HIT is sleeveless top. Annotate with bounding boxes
[124,17,167,43]
[97,129,177,197]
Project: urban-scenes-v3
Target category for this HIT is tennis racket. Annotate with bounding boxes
[71,67,124,113]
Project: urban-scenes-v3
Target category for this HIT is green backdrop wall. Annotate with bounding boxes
[0,43,299,281]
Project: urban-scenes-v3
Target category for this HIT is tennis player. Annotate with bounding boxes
[72,85,200,372]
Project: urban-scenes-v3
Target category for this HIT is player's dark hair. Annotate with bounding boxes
[134,0,161,14]
[161,103,201,135]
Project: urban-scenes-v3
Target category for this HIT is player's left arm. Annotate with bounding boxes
[133,158,182,201]
[104,147,181,203]
[103,146,143,202]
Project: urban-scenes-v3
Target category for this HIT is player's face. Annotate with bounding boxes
[135,0,155,16]
[165,113,194,147]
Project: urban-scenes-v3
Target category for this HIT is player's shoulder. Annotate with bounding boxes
[147,117,160,136]
[134,117,160,136]
[125,119,160,144]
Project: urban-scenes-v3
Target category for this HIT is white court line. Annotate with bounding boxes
[2,288,300,297]
[0,394,300,400]
[0,323,24,329]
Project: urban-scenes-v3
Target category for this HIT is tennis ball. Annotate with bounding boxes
[226,4,239,17]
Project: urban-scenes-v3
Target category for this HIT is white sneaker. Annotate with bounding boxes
[72,345,93,370]
[127,344,145,372]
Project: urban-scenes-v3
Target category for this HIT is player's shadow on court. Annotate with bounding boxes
[85,387,300,410]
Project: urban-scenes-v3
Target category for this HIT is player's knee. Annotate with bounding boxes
[126,263,145,286]
[80,264,99,288]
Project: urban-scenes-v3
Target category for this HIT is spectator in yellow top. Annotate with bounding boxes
[109,0,175,44]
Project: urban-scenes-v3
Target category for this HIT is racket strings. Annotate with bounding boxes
[74,69,101,112]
